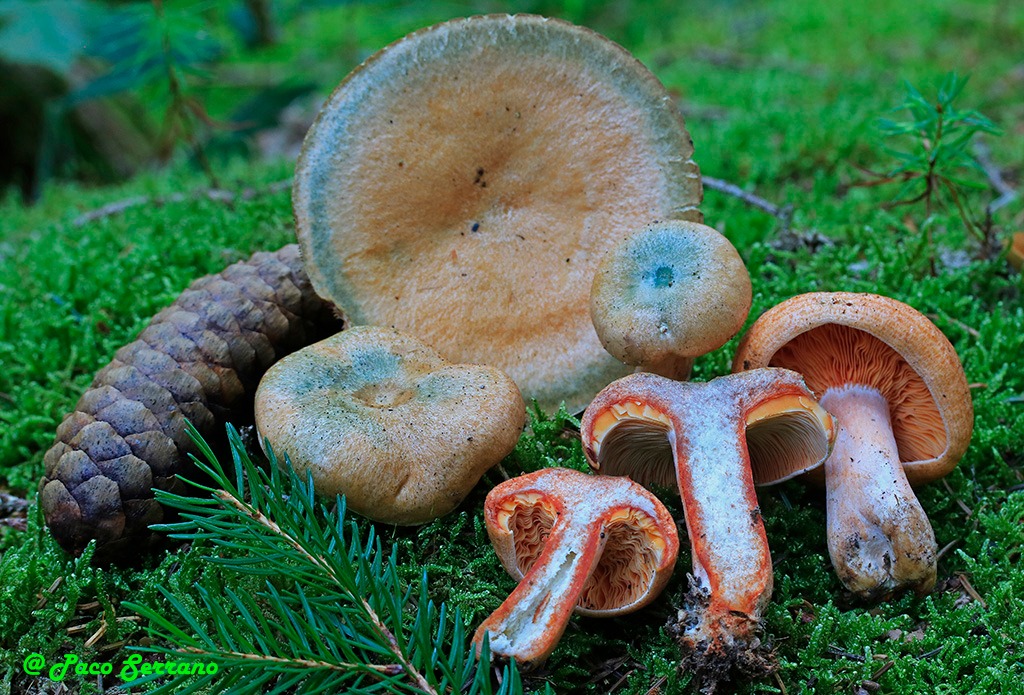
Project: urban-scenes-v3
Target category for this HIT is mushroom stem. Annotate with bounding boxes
[820,385,937,599]
[667,403,771,663]
[642,354,696,381]
[474,522,604,666]
[583,370,833,682]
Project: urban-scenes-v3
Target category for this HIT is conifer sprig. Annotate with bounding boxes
[122,423,528,695]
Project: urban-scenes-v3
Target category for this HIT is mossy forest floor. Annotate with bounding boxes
[2,0,1023,693]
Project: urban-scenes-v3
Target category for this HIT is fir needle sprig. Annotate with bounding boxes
[122,423,531,695]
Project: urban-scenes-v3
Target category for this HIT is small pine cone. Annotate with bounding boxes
[40,244,341,562]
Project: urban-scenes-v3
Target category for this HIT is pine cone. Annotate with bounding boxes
[40,244,341,562]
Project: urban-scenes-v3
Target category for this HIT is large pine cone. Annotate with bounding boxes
[40,244,340,561]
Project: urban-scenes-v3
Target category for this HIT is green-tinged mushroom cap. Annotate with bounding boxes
[590,220,751,380]
[254,327,525,525]
[293,14,702,414]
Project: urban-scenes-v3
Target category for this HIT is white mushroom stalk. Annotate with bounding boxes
[473,468,678,666]
[820,385,936,597]
[733,293,974,601]
[581,370,834,682]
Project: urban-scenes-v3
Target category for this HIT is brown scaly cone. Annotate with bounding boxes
[40,244,340,563]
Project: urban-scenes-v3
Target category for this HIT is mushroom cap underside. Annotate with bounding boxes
[294,14,703,414]
[590,220,752,366]
[733,292,973,485]
[581,369,835,489]
[485,468,678,616]
[255,326,525,524]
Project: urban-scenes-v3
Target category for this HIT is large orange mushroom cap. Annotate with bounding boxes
[733,292,973,485]
[294,14,702,413]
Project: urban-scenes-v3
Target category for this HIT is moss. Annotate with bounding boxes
[2,0,1023,692]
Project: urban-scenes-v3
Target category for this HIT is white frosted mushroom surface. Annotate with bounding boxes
[294,14,703,413]
[254,327,525,525]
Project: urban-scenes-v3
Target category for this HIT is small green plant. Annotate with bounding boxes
[862,73,1001,264]
[122,424,532,695]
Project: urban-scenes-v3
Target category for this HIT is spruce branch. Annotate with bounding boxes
[122,423,524,695]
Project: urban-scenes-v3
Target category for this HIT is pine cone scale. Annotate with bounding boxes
[41,244,341,561]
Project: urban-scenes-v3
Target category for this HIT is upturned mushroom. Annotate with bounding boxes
[254,326,525,525]
[733,292,973,600]
[590,220,752,380]
[293,14,703,414]
[580,369,834,681]
[473,467,679,666]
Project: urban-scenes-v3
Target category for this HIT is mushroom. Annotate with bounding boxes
[590,220,752,380]
[254,326,525,525]
[293,14,703,414]
[580,369,834,680]
[732,292,973,600]
[473,467,678,666]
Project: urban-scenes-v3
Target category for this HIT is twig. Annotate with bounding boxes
[0,491,28,516]
[926,313,981,339]
[644,675,667,695]
[703,176,793,230]
[973,140,1018,214]
[180,646,403,675]
[942,479,974,517]
[0,518,26,531]
[825,645,866,662]
[72,179,292,227]
[954,572,988,609]
[215,490,438,695]
[871,659,895,680]
[935,539,959,562]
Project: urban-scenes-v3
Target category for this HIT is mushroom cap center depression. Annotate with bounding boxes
[294,15,702,413]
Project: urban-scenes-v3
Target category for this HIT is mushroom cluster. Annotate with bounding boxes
[41,11,977,695]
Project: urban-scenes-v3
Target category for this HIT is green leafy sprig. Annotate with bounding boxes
[122,424,530,695]
[860,72,1001,263]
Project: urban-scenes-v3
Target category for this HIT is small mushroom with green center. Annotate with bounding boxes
[581,369,834,684]
[254,326,525,525]
[733,292,973,600]
[590,220,752,380]
[473,467,679,666]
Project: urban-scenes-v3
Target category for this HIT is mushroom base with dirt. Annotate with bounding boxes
[820,385,937,598]
[581,369,835,687]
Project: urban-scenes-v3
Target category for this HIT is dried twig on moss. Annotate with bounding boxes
[72,180,292,227]
[702,176,793,230]
[972,140,1018,214]
[121,424,531,695]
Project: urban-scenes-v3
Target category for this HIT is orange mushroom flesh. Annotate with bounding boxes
[581,370,834,678]
[294,14,703,414]
[473,468,678,666]
[733,292,974,601]
[590,220,752,380]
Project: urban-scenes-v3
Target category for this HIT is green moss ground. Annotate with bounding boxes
[1,0,1023,692]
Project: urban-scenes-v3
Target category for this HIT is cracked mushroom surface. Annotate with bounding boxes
[733,292,973,600]
[581,369,834,684]
[254,326,525,525]
[590,220,752,380]
[473,467,678,666]
[293,14,703,414]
